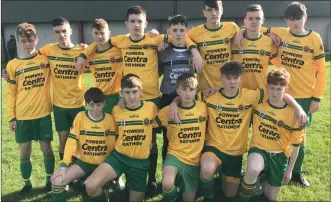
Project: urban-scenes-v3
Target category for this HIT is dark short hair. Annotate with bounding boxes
[267,69,291,86]
[51,17,69,27]
[176,73,198,89]
[285,2,307,20]
[126,5,146,18]
[16,23,37,40]
[121,74,142,90]
[220,61,244,77]
[204,0,222,10]
[168,15,188,27]
[245,4,264,18]
[84,87,105,104]
[91,18,108,30]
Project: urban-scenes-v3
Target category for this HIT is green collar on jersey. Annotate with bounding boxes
[96,44,113,53]
[244,33,262,41]
[204,23,223,32]
[290,29,312,38]
[179,100,196,110]
[16,53,38,60]
[219,88,239,99]
[125,100,144,111]
[268,100,288,109]
[85,110,106,123]
[129,34,146,43]
[58,44,77,50]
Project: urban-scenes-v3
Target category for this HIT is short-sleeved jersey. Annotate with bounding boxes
[205,88,265,155]
[6,54,52,121]
[112,101,158,159]
[60,111,117,167]
[87,45,123,95]
[232,34,277,90]
[155,101,207,165]
[251,101,305,157]
[39,43,84,108]
[188,22,239,90]
[264,27,326,100]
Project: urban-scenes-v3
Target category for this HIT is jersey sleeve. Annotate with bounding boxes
[154,107,169,128]
[312,33,327,101]
[270,44,278,59]
[59,115,81,167]
[262,27,286,37]
[38,44,49,56]
[251,88,266,107]
[151,103,160,129]
[6,62,18,122]
[290,121,305,145]
[79,42,98,59]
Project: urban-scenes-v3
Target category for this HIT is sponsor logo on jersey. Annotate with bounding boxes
[143,118,150,125]
[259,50,265,56]
[303,46,310,52]
[224,38,230,44]
[105,129,111,136]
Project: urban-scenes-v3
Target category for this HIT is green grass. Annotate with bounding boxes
[1,59,330,201]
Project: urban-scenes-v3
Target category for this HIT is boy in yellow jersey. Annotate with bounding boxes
[256,2,326,187]
[85,18,123,114]
[155,73,207,202]
[238,70,305,202]
[6,23,54,195]
[84,74,158,202]
[232,4,277,90]
[38,17,86,160]
[76,6,202,196]
[51,87,117,201]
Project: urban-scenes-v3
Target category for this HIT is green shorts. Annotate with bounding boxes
[163,154,200,193]
[105,150,149,192]
[146,97,161,109]
[295,97,313,126]
[104,93,121,114]
[74,158,98,176]
[249,147,288,187]
[15,114,53,143]
[53,105,85,131]
[203,146,242,183]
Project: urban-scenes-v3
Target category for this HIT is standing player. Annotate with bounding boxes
[156,73,207,202]
[238,70,305,201]
[38,17,85,160]
[51,88,117,201]
[6,23,54,195]
[84,74,158,202]
[257,2,326,187]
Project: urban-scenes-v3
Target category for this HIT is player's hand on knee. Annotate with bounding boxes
[75,57,86,72]
[233,29,245,48]
[267,33,281,47]
[203,88,218,98]
[9,120,17,132]
[309,101,320,113]
[157,42,169,52]
[51,168,67,184]
[294,106,308,126]
[117,98,125,109]
[282,169,292,184]
[148,29,160,38]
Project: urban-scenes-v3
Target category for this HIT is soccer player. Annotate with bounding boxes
[257,2,326,187]
[38,17,86,160]
[6,23,54,195]
[85,18,123,114]
[84,74,158,202]
[232,4,277,90]
[158,14,194,161]
[238,69,305,201]
[51,87,117,201]
[155,73,207,202]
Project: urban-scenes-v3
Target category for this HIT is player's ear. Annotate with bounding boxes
[303,15,308,22]
[145,20,148,28]
[109,30,112,37]
[261,17,265,24]
[69,28,73,36]
[125,21,129,29]
[35,37,39,45]
[167,28,171,35]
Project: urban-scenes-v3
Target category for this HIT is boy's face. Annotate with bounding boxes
[86,101,104,115]
[267,84,287,102]
[53,23,72,43]
[92,27,110,46]
[125,14,147,36]
[17,35,38,53]
[203,6,222,23]
[285,16,307,33]
[176,84,197,104]
[121,87,142,106]
[244,11,265,33]
[221,74,241,93]
[168,24,187,45]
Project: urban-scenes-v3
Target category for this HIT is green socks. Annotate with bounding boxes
[199,176,214,198]
[293,146,305,173]
[44,154,55,183]
[88,189,107,201]
[52,184,66,201]
[163,185,179,202]
[237,180,256,202]
[20,157,32,186]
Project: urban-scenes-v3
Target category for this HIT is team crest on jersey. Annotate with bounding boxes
[259,50,265,56]
[282,42,288,48]
[143,118,150,125]
[105,129,111,136]
[239,50,244,55]
[198,116,204,122]
[224,38,230,44]
[277,120,284,127]
[109,58,116,63]
[142,45,149,49]
[39,63,46,69]
[320,45,324,51]
[238,105,244,111]
[303,46,310,52]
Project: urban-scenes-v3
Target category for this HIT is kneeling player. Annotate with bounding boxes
[155,73,207,201]
[238,69,305,201]
[51,88,117,201]
[85,74,159,202]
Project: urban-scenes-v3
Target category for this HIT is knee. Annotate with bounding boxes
[246,166,263,179]
[52,175,64,186]
[85,178,100,195]
[200,164,215,180]
[162,178,175,192]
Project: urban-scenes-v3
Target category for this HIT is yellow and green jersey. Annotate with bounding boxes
[251,101,305,157]
[39,43,85,108]
[87,45,123,95]
[60,111,117,167]
[188,22,239,90]
[263,27,326,100]
[6,54,52,121]
[112,101,158,159]
[232,34,277,90]
[205,88,266,155]
[155,101,207,166]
